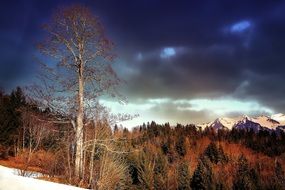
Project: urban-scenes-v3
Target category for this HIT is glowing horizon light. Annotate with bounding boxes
[176,98,274,115]
[160,47,176,58]
[231,20,251,33]
[148,98,170,104]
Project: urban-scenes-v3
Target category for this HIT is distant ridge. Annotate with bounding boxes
[198,113,285,132]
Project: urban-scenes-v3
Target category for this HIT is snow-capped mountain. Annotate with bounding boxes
[251,115,279,130]
[271,113,285,125]
[198,113,285,132]
[234,116,262,132]
[208,117,237,130]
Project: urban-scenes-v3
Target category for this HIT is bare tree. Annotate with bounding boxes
[82,103,134,188]
[137,151,156,190]
[32,5,122,179]
[97,152,128,190]
[85,119,129,189]
[17,106,53,176]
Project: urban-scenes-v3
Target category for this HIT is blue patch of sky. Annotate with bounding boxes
[160,47,176,58]
[230,20,251,33]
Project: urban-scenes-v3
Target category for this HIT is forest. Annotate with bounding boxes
[1,2,285,190]
[1,87,285,190]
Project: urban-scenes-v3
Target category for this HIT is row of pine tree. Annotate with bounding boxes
[1,87,285,189]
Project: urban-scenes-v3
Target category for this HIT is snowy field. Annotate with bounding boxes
[0,165,87,190]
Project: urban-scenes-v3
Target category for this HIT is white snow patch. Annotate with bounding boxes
[0,165,88,190]
[198,117,240,130]
[271,113,285,125]
[197,113,285,131]
[251,115,279,130]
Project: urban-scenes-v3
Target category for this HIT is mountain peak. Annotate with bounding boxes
[198,113,285,131]
[241,114,250,122]
[271,113,285,121]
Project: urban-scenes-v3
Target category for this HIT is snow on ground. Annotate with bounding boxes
[0,165,88,190]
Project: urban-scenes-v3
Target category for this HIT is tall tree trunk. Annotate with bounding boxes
[89,139,96,186]
[75,61,84,178]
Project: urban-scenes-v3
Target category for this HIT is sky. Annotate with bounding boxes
[1,0,285,128]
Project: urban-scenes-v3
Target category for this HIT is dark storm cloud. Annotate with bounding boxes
[93,0,280,47]
[108,0,285,114]
[122,45,243,100]
[0,0,88,89]
[1,0,285,122]
[0,0,46,89]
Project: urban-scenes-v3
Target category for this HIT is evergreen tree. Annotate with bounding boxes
[0,87,26,146]
[249,168,262,190]
[113,124,119,133]
[272,160,285,189]
[217,144,228,163]
[203,142,219,164]
[190,157,214,190]
[10,87,26,107]
[153,154,167,190]
[203,142,228,164]
[176,136,186,157]
[215,182,226,190]
[177,162,191,190]
[161,140,170,155]
[154,174,166,190]
[233,155,261,190]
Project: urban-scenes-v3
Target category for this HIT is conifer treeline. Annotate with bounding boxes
[0,87,26,147]
[1,87,285,189]
[127,121,285,189]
